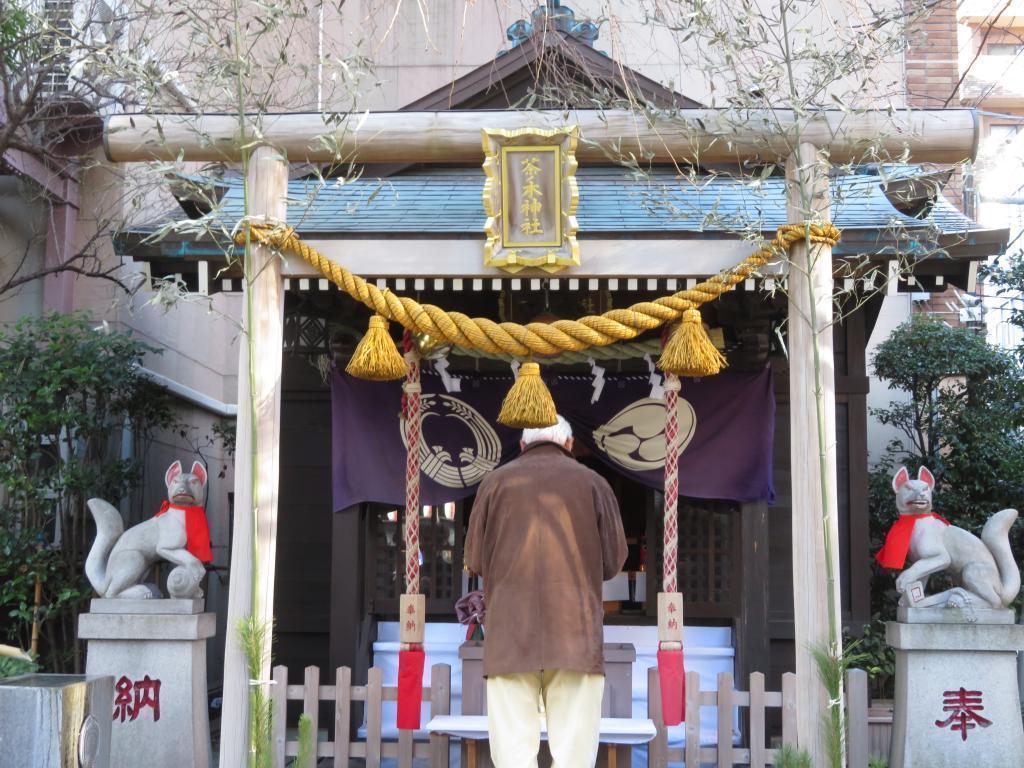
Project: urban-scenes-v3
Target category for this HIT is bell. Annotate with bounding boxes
[413,332,452,361]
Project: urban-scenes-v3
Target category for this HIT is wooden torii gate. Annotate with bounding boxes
[104,107,979,768]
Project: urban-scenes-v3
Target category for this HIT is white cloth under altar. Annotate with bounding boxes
[370,621,737,752]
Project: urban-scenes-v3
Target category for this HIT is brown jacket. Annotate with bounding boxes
[464,441,627,677]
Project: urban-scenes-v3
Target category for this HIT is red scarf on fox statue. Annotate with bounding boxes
[876,513,949,569]
[154,501,213,563]
[155,459,214,563]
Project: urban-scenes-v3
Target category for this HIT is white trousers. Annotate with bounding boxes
[486,669,605,768]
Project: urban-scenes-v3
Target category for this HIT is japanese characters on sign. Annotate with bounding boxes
[934,687,992,741]
[482,126,579,273]
[399,593,426,644]
[114,675,162,723]
[405,600,418,635]
[657,592,684,644]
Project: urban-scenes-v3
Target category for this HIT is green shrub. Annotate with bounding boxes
[775,743,812,768]
[865,315,1024,681]
[0,314,173,672]
[0,655,38,679]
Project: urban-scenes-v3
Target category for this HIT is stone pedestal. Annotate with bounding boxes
[0,673,113,768]
[78,599,215,768]
[887,620,1024,768]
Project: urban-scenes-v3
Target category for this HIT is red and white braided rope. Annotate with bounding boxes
[663,373,681,594]
[403,348,422,595]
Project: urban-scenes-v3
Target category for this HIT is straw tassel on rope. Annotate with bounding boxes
[497,361,558,428]
[658,308,726,378]
[346,314,407,381]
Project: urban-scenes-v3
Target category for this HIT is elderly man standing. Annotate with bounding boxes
[464,415,628,768]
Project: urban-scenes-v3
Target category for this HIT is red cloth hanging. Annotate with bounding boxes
[875,513,949,570]
[397,648,426,730]
[154,502,213,563]
[657,648,686,726]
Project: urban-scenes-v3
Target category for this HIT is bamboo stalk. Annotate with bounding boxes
[217,145,288,768]
[785,142,844,767]
[30,572,42,657]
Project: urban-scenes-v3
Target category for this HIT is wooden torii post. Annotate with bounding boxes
[103,108,978,768]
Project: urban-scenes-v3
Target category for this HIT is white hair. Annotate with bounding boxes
[521,415,573,447]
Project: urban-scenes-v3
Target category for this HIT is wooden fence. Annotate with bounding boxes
[269,663,451,768]
[867,701,894,763]
[646,668,871,768]
[271,663,869,768]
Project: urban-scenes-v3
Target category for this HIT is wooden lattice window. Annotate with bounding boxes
[364,502,464,616]
[646,494,740,619]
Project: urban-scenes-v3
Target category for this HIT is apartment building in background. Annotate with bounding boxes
[958,0,1024,349]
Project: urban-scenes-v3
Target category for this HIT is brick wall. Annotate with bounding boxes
[905,0,960,107]
[905,0,965,209]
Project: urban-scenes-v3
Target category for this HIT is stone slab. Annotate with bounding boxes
[897,605,1017,624]
[81,614,214,768]
[90,598,204,615]
[78,611,216,641]
[886,621,1024,652]
[0,673,113,768]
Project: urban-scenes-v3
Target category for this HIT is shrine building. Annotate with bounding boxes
[113,9,1008,758]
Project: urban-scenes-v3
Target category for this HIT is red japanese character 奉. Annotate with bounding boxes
[935,688,991,741]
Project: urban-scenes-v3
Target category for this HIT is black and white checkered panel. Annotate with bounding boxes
[212,264,963,296]
[214,276,778,294]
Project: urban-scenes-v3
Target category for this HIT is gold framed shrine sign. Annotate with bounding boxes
[481,126,580,273]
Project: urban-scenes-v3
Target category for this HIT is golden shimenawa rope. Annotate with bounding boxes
[234,222,840,359]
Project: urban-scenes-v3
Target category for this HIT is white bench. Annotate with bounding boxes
[426,715,657,745]
[427,715,656,768]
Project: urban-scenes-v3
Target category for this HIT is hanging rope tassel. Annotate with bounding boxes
[658,373,687,726]
[658,308,726,378]
[497,361,558,428]
[397,339,426,731]
[346,314,408,381]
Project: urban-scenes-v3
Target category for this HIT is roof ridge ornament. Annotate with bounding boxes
[507,1,600,48]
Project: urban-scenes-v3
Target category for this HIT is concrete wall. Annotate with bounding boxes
[865,294,913,467]
[108,0,908,113]
[0,175,48,323]
[332,0,906,110]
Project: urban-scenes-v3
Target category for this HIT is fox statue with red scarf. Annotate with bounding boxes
[876,465,1021,610]
[85,460,213,599]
